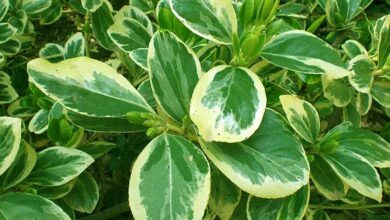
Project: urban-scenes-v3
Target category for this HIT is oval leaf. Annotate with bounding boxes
[0,117,21,176]
[22,0,52,14]
[348,55,374,94]
[0,23,17,44]
[371,75,390,108]
[64,32,85,59]
[28,109,49,134]
[90,1,117,50]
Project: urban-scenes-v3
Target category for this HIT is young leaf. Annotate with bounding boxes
[348,55,373,94]
[0,193,71,220]
[28,109,49,134]
[35,179,77,199]
[114,5,153,33]
[169,0,237,44]
[25,147,94,186]
[0,38,21,56]
[81,0,103,12]
[246,184,309,220]
[260,30,348,79]
[356,92,372,115]
[129,133,210,220]
[191,66,266,143]
[0,117,21,176]
[371,75,390,108]
[320,149,382,202]
[27,57,154,119]
[149,31,201,123]
[200,109,309,198]
[307,209,331,220]
[280,95,320,143]
[64,32,85,59]
[64,172,99,213]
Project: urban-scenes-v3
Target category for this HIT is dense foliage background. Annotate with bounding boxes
[0,0,389,219]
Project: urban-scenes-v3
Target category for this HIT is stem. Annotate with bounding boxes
[309,203,390,210]
[166,122,198,142]
[84,11,91,57]
[133,74,149,87]
[79,202,130,220]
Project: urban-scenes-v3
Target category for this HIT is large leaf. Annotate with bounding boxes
[21,0,52,14]
[200,109,309,198]
[320,149,382,201]
[25,147,94,186]
[0,117,21,176]
[190,66,266,143]
[348,55,373,93]
[64,32,85,59]
[319,122,390,168]
[81,0,103,12]
[310,155,348,200]
[64,172,99,213]
[260,30,348,79]
[27,57,154,119]
[169,0,237,44]
[0,23,17,44]
[149,31,201,123]
[0,0,9,21]
[90,1,117,50]
[247,185,309,220]
[0,193,71,220]
[280,95,320,143]
[129,133,210,220]
[371,75,390,108]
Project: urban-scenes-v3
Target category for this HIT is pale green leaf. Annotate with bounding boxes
[0,117,21,176]
[114,5,153,33]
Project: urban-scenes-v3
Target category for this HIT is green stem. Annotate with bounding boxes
[165,122,198,142]
[78,202,129,220]
[133,73,149,87]
[84,11,91,57]
[309,203,390,210]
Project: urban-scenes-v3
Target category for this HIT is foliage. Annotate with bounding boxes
[0,0,390,219]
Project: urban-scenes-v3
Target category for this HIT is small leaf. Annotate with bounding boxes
[341,40,368,59]
[81,0,103,12]
[378,15,390,67]
[348,55,374,93]
[129,48,148,70]
[280,95,320,143]
[39,43,64,63]
[321,75,352,107]
[64,32,85,59]
[0,117,21,176]
[356,92,371,115]
[137,79,156,108]
[28,109,49,134]
[39,0,62,25]
[22,0,52,15]
[0,72,18,104]
[91,1,117,50]
[371,75,390,108]
[77,141,116,159]
[0,0,9,21]
[307,209,331,220]
[0,23,17,44]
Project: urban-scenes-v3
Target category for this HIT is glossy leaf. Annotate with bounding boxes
[129,48,148,70]
[28,109,49,134]
[81,0,103,12]
[77,141,116,159]
[0,117,21,176]
[91,1,117,50]
[39,43,64,63]
[191,66,266,143]
[64,32,85,59]
[39,0,63,25]
[348,55,373,93]
[261,30,348,79]
[170,0,237,44]
[137,79,157,108]
[25,147,94,186]
[149,31,201,123]
[21,0,52,14]
[280,95,320,143]
[129,133,210,220]
[200,109,309,198]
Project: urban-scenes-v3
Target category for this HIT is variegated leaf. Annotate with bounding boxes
[348,55,373,93]
[0,0,9,21]
[341,40,368,59]
[149,31,201,123]
[35,179,77,200]
[114,5,153,33]
[64,172,99,213]
[280,95,320,143]
[0,72,18,104]
[0,23,17,44]
[28,109,49,134]
[0,141,36,190]
[261,30,348,79]
[91,1,117,50]
[108,17,152,53]
[27,57,154,120]
[137,79,156,108]
[307,209,331,220]
[21,0,52,15]
[321,75,352,107]
[77,141,116,159]
[0,38,21,56]
[0,117,21,176]
[39,43,64,63]
[24,147,94,186]
[320,122,390,168]
[64,32,85,59]
[169,0,237,44]
[0,193,71,220]
[191,66,266,143]
[39,0,63,25]
[81,0,103,12]
[320,149,382,202]
[377,14,389,67]
[7,9,27,34]
[129,48,148,70]
[371,75,390,108]
[318,0,373,21]
[310,155,348,200]
[129,133,210,220]
[200,109,309,198]
[356,92,371,115]
[246,185,309,220]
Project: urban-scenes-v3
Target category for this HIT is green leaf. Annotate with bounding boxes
[0,23,17,44]
[39,43,64,63]
[209,166,241,220]
[246,184,309,220]
[108,17,152,53]
[280,95,320,143]
[371,75,390,108]
[0,193,71,220]
[25,147,94,186]
[261,30,348,79]
[341,40,368,59]
[307,209,331,220]
[0,0,9,21]
[191,66,266,143]
[137,79,156,108]
[310,155,347,200]
[0,72,18,104]
[64,32,85,59]
[320,149,382,202]
[321,75,352,107]
[35,179,77,199]
[22,0,52,15]
[348,55,374,93]
[129,48,148,70]
[90,1,117,50]
[149,31,201,123]
[356,92,372,115]
[170,0,237,44]
[114,5,153,33]
[81,0,103,12]
[28,109,49,134]
[0,117,21,176]
[27,57,154,119]
[7,96,39,117]
[39,0,62,25]
[64,172,99,213]
[0,38,21,56]
[378,16,390,67]
[320,122,390,168]
[130,0,154,13]
[200,109,309,198]
[77,141,116,159]
[0,141,36,190]
[343,102,361,127]
[129,133,210,219]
